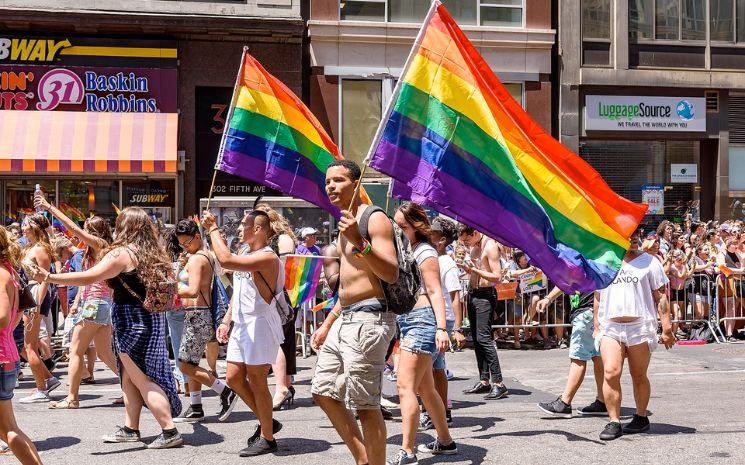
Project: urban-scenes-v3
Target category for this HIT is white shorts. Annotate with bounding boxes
[595,320,657,352]
[226,320,281,366]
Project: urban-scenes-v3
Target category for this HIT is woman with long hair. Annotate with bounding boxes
[30,207,182,449]
[389,203,456,463]
[18,213,59,404]
[255,203,298,410]
[34,194,119,409]
[0,226,43,464]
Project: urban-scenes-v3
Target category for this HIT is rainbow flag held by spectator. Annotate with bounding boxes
[216,50,369,217]
[370,1,647,293]
[284,255,324,307]
[312,294,338,313]
[719,264,734,278]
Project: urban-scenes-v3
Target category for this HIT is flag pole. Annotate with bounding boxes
[348,0,440,211]
[206,46,249,211]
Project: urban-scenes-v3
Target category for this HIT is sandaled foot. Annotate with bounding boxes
[49,398,80,409]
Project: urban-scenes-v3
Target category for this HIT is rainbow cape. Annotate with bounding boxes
[370,2,647,293]
[312,294,338,313]
[284,255,324,307]
[217,51,368,217]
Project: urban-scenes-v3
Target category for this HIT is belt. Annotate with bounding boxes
[341,297,388,313]
[469,286,496,295]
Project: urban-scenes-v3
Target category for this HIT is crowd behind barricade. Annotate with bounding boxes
[0,168,743,463]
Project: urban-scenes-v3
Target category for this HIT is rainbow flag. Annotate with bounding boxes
[216,51,369,217]
[370,2,647,293]
[719,264,734,278]
[312,294,338,313]
[58,202,86,223]
[284,255,324,307]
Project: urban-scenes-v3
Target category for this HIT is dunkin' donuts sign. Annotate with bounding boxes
[0,66,176,112]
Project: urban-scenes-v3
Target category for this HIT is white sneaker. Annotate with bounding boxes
[380,397,398,409]
[19,390,52,404]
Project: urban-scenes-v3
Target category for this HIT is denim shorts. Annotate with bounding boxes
[569,309,599,362]
[432,319,454,370]
[397,306,437,356]
[0,362,19,401]
[75,298,113,326]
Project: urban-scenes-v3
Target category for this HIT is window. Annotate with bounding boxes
[632,1,745,42]
[738,0,745,42]
[630,0,655,39]
[340,1,522,27]
[655,0,679,39]
[122,180,176,223]
[58,180,120,221]
[341,80,382,168]
[582,0,611,39]
[710,0,734,41]
[730,146,745,191]
[503,83,523,106]
[681,0,706,40]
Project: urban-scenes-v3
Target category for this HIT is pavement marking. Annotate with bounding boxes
[650,368,745,376]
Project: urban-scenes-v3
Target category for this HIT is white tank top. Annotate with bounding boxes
[232,246,285,324]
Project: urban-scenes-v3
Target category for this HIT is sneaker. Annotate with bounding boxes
[239,437,277,457]
[446,409,453,425]
[577,399,607,416]
[622,414,650,434]
[599,421,623,441]
[19,390,51,404]
[418,411,434,431]
[380,397,399,409]
[102,426,141,443]
[247,419,283,445]
[147,432,183,449]
[387,449,418,465]
[380,406,394,420]
[445,369,455,381]
[45,376,61,393]
[173,404,204,423]
[558,339,569,349]
[386,372,398,382]
[463,381,491,395]
[484,384,509,400]
[217,388,238,422]
[417,439,458,455]
[537,397,572,418]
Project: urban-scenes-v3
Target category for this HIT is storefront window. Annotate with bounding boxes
[340,0,385,21]
[729,146,745,191]
[4,180,56,225]
[582,0,611,39]
[58,180,119,223]
[122,180,176,224]
[341,79,382,168]
[480,1,523,27]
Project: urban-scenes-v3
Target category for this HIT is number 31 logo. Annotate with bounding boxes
[36,68,84,111]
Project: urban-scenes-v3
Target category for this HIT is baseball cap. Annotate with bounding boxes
[300,227,319,238]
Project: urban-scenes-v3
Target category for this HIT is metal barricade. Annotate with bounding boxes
[296,300,323,358]
[671,274,724,344]
[716,274,745,343]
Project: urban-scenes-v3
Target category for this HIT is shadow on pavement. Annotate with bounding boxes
[450,415,505,432]
[648,423,696,435]
[471,428,606,445]
[35,436,81,452]
[182,423,224,446]
[275,437,331,455]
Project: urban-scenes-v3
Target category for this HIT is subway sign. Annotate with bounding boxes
[0,38,71,63]
[585,95,706,132]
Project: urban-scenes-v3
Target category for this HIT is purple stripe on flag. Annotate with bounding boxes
[371,141,609,292]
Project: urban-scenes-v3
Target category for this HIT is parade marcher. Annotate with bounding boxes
[255,203,299,410]
[203,209,284,456]
[594,227,675,440]
[310,159,398,465]
[35,194,120,409]
[457,225,509,400]
[19,213,60,404]
[536,287,606,418]
[420,217,465,431]
[31,207,183,449]
[390,203,456,463]
[0,226,43,465]
[172,219,237,423]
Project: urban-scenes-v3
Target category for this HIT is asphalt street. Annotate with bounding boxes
[7,343,745,464]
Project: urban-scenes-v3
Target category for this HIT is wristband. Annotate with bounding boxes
[453,328,464,334]
[209,227,219,234]
[353,239,372,258]
[330,310,341,318]
[436,327,448,333]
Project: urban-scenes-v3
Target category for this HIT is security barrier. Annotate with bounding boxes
[671,274,724,344]
[716,274,745,343]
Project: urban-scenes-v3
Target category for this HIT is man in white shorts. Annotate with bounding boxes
[594,226,676,441]
[203,209,285,457]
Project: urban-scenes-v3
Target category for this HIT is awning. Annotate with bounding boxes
[0,111,178,174]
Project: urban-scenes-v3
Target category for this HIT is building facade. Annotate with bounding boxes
[560,0,745,222]
[308,0,556,207]
[0,0,303,223]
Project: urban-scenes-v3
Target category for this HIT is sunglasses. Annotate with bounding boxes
[178,236,197,248]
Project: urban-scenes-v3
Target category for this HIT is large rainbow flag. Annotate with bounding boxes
[370,2,647,292]
[216,51,368,216]
[284,255,324,307]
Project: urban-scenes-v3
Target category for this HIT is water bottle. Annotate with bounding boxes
[34,184,43,212]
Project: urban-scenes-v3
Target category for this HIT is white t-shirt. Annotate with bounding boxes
[598,252,669,324]
[438,255,462,322]
[413,243,438,295]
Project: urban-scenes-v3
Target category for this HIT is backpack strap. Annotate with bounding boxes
[194,252,215,307]
[359,205,387,242]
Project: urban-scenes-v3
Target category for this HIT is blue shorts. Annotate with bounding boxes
[0,363,19,401]
[569,309,599,362]
[397,306,437,356]
[432,319,454,370]
[74,298,113,326]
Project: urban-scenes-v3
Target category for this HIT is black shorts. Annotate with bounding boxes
[279,309,298,375]
[670,288,686,302]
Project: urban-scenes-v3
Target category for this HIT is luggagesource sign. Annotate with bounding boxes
[585,95,706,132]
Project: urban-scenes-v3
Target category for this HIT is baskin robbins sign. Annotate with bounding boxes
[585,95,706,132]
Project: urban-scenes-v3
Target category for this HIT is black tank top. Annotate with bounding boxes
[107,270,147,305]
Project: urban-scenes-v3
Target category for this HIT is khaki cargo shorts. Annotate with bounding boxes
[311,304,396,410]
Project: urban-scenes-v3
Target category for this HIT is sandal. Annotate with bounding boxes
[49,398,80,409]
[80,377,96,385]
[112,396,125,405]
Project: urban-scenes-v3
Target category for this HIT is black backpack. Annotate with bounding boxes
[359,206,420,315]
